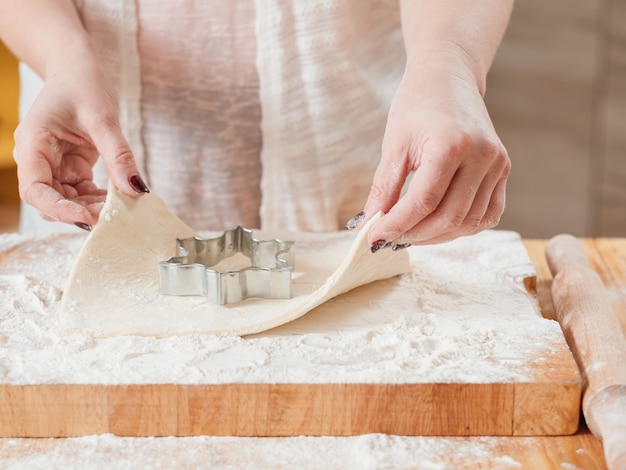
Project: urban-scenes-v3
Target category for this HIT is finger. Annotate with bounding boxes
[395,167,485,244]
[409,173,509,246]
[18,160,103,228]
[69,179,108,199]
[20,180,96,226]
[15,138,94,227]
[88,116,150,197]
[394,152,507,244]
[47,178,107,221]
[363,160,408,215]
[458,153,509,231]
[480,171,508,229]
[61,180,108,221]
[357,141,413,229]
[366,142,459,245]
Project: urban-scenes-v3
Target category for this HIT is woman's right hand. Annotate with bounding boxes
[13,46,148,230]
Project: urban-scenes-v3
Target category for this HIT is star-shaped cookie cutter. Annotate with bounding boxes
[158,226,295,305]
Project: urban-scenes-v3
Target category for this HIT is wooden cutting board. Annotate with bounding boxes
[0,230,582,437]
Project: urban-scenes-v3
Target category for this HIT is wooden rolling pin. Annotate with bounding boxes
[546,234,626,470]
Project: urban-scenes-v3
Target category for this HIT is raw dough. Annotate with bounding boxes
[60,184,410,337]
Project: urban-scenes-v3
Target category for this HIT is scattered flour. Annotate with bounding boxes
[0,434,532,470]
[0,231,584,468]
[0,230,565,385]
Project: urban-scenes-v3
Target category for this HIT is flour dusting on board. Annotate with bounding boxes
[0,230,565,385]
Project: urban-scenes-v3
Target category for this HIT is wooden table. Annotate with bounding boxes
[1,237,623,469]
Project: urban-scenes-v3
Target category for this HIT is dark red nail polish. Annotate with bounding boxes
[392,243,411,251]
[370,239,389,254]
[129,175,150,194]
[75,222,92,232]
[346,211,365,230]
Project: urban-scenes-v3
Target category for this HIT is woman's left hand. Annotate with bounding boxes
[354,63,510,249]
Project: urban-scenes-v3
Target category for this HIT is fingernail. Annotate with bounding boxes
[129,175,150,194]
[346,211,365,230]
[370,239,390,254]
[392,243,411,251]
[75,222,92,232]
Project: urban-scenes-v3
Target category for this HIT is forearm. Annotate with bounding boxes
[399,0,513,96]
[0,0,93,78]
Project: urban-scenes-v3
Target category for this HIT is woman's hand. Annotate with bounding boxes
[13,48,148,230]
[354,60,510,248]
[0,0,149,229]
[349,0,513,249]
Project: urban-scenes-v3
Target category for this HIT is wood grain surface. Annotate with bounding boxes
[2,237,623,468]
[0,238,583,439]
[0,380,581,438]
[546,235,626,469]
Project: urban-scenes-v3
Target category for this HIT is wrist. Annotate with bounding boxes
[404,43,487,97]
[45,34,100,80]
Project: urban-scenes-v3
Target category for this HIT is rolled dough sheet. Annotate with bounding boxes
[60,184,410,337]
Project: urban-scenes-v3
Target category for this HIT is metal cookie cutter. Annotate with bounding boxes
[158,226,295,305]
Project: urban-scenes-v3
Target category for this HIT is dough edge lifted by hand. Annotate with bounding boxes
[59,183,411,338]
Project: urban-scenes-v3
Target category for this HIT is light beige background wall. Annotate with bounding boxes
[487,0,626,237]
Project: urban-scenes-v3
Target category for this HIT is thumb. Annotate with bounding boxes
[362,152,409,224]
[90,118,150,196]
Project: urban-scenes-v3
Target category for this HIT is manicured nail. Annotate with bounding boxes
[74,222,92,232]
[129,175,150,194]
[346,211,365,230]
[392,243,411,251]
[370,239,390,254]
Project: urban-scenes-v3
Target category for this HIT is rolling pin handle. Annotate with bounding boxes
[546,233,589,276]
[547,233,626,470]
[588,388,626,470]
